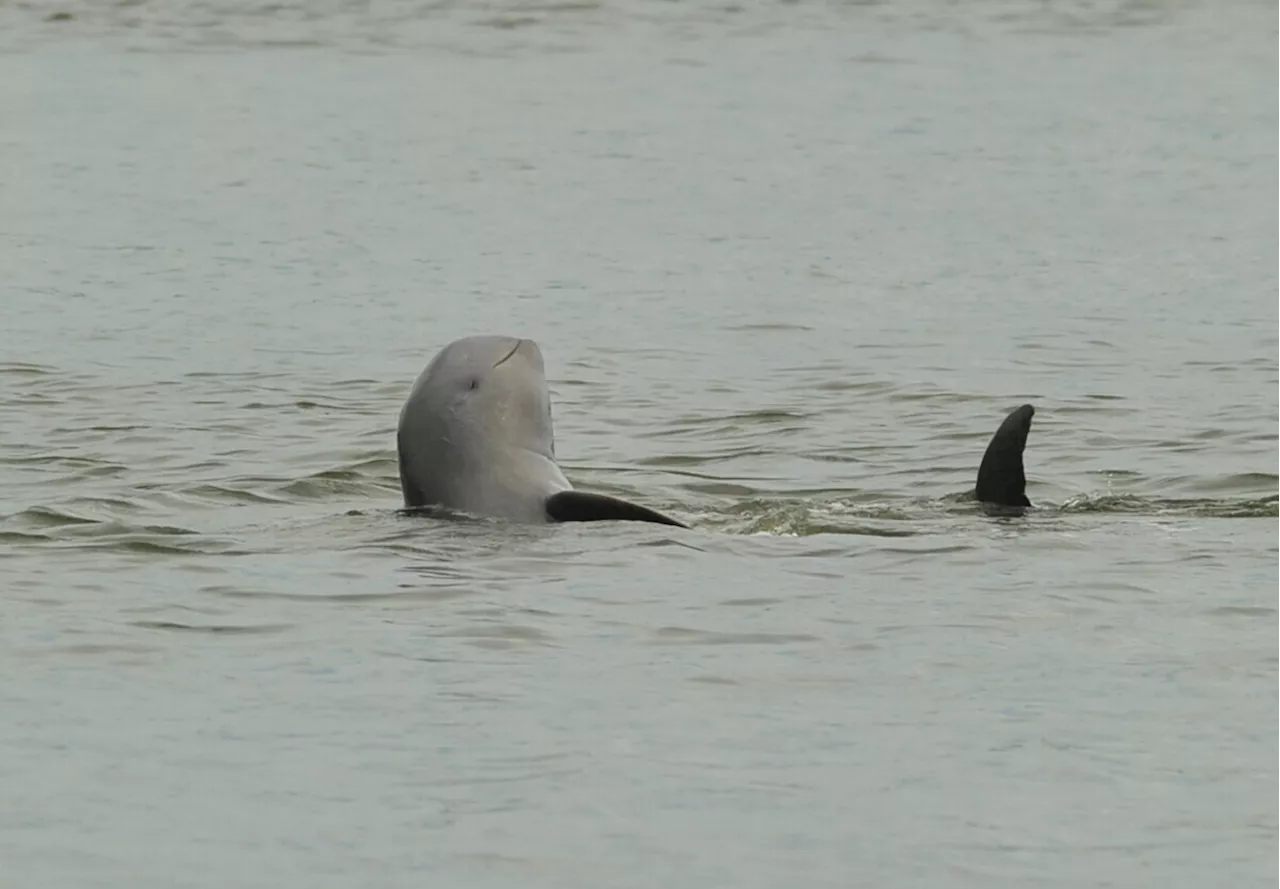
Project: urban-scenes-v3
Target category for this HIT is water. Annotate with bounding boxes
[2,1,1276,887]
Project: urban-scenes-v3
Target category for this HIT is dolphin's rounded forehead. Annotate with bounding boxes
[427,335,545,378]
[402,333,557,467]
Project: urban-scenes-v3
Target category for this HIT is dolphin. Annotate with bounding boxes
[397,335,687,528]
[974,403,1035,513]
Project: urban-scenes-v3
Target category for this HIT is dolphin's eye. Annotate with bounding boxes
[468,378,479,391]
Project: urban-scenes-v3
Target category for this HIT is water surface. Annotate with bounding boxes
[2,2,1277,887]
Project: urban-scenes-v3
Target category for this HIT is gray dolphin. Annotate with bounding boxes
[397,335,687,528]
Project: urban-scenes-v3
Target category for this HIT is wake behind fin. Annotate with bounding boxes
[975,403,1035,511]
[544,490,688,528]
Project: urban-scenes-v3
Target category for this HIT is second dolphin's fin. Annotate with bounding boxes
[975,403,1035,510]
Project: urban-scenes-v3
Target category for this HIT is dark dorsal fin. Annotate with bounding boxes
[544,490,688,528]
[975,403,1035,509]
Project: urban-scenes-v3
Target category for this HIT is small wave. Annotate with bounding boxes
[636,409,813,443]
[3,453,128,475]
[689,487,1279,534]
[649,626,818,646]
[1206,605,1275,618]
[2,505,101,528]
[1180,472,1278,495]
[209,586,472,604]
[57,534,244,555]
[278,474,397,499]
[175,461,397,503]
[0,361,57,376]
[0,509,249,555]
[682,481,763,497]
[812,379,898,395]
[433,623,558,649]
[724,322,814,332]
[247,454,401,500]
[716,498,923,536]
[60,520,197,537]
[132,620,291,635]
[0,530,52,543]
[635,451,764,466]
[1060,494,1278,518]
[176,483,291,505]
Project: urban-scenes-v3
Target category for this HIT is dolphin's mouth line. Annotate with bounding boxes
[492,339,523,370]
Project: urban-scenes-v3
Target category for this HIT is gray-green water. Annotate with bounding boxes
[2,2,1277,887]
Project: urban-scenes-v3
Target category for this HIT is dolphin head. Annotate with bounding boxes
[416,335,555,455]
[397,335,565,516]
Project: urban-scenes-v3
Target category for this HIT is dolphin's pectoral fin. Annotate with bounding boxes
[544,490,689,528]
[974,403,1035,511]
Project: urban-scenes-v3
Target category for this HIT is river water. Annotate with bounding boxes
[2,1,1276,887]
